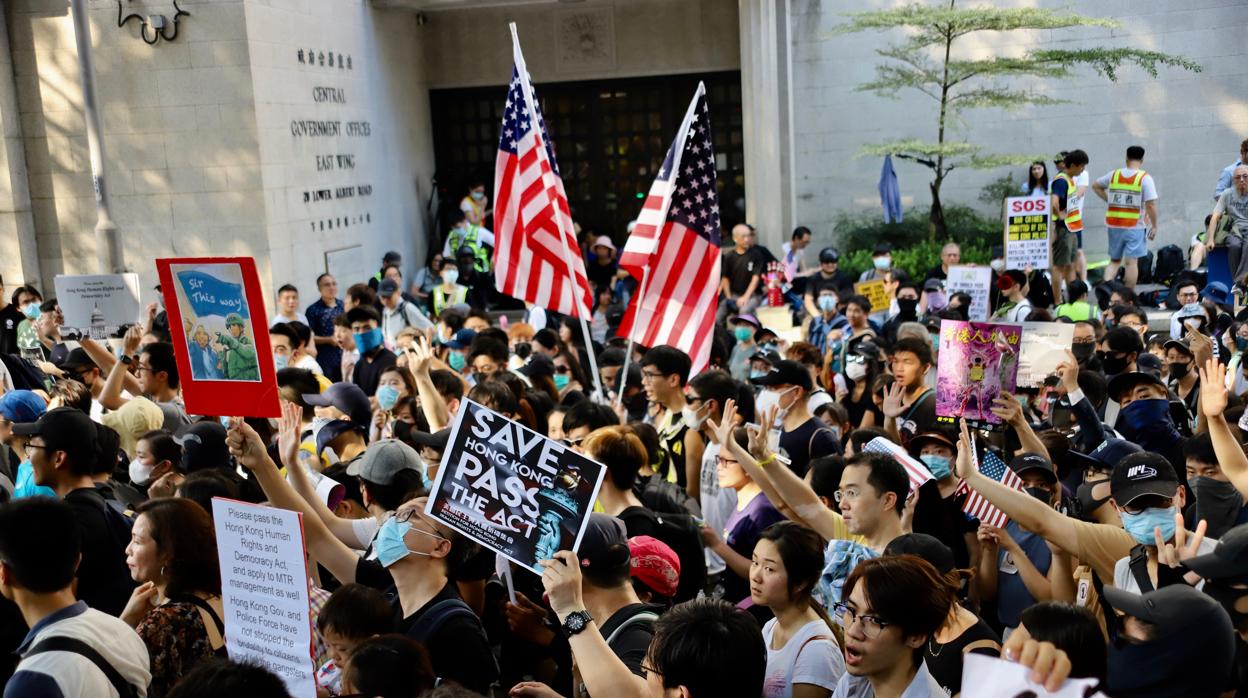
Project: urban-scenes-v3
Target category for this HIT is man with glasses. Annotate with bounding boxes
[1168,279,1201,339]
[639,346,692,489]
[95,326,188,432]
[13,407,135,615]
[307,273,345,380]
[1209,164,1248,287]
[561,401,619,452]
[467,338,508,383]
[832,555,953,697]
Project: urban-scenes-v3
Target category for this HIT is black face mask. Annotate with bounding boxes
[1071,342,1095,365]
[897,298,918,317]
[1169,361,1191,380]
[1189,476,1245,539]
[1098,350,1131,376]
[1024,486,1052,504]
[1075,478,1111,520]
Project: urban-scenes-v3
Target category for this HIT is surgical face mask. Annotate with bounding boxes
[377,384,401,411]
[471,191,485,201]
[919,453,952,480]
[129,460,156,487]
[769,386,798,421]
[990,259,1006,273]
[926,291,947,313]
[1189,476,1244,539]
[442,270,459,285]
[1119,505,1178,546]
[554,373,570,391]
[1237,337,1248,353]
[20,303,39,320]
[844,361,868,381]
[354,327,383,353]
[872,256,891,271]
[1072,342,1095,365]
[733,326,753,343]
[749,368,767,380]
[818,296,838,313]
[273,353,289,371]
[1168,361,1191,380]
[372,518,417,567]
[681,405,706,430]
[448,351,467,372]
[754,388,780,421]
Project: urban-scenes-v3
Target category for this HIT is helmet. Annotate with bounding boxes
[819,247,840,264]
[226,313,246,328]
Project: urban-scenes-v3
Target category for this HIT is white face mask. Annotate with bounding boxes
[129,460,156,487]
[681,405,706,430]
[845,362,868,381]
[990,259,1006,273]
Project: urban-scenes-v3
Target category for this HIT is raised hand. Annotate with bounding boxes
[706,398,739,455]
[276,401,303,471]
[539,550,586,619]
[1199,357,1229,418]
[1056,349,1080,394]
[409,335,435,375]
[1156,514,1206,569]
[989,392,1024,426]
[123,324,143,356]
[882,382,907,419]
[955,419,978,481]
[225,417,268,469]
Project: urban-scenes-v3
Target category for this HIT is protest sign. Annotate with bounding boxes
[54,274,141,339]
[936,320,1022,427]
[212,498,315,698]
[156,258,280,417]
[1017,321,1075,387]
[1004,196,1051,270]
[755,306,801,343]
[426,399,607,575]
[854,280,889,314]
[945,265,992,321]
[962,653,1099,698]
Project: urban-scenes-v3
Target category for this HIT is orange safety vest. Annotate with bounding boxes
[1052,172,1083,232]
[1105,169,1147,229]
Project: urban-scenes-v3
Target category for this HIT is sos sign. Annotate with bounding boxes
[1008,198,1048,215]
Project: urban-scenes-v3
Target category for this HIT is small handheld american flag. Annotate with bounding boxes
[863,437,934,493]
[959,447,1025,528]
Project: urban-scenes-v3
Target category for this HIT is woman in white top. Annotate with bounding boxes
[753,520,845,698]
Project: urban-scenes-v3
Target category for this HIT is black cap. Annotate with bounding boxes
[754,328,778,344]
[12,407,98,464]
[315,419,367,455]
[172,421,231,473]
[1134,353,1164,380]
[908,431,956,457]
[1111,452,1180,506]
[1103,583,1233,639]
[1067,437,1142,474]
[519,353,555,380]
[884,533,954,576]
[58,347,97,372]
[819,247,840,263]
[378,278,400,297]
[1162,337,1193,357]
[1104,326,1145,354]
[1009,452,1058,484]
[990,244,1004,259]
[1107,371,1167,402]
[395,423,451,454]
[750,359,813,392]
[383,251,402,265]
[303,383,372,426]
[577,513,630,571]
[751,348,783,366]
[1185,523,1248,583]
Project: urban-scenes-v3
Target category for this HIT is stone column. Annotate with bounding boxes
[0,7,41,289]
[737,0,794,252]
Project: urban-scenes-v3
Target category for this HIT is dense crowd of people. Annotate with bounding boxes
[0,140,1247,697]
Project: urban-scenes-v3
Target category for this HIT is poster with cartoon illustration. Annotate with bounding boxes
[156,257,280,418]
[427,399,607,575]
[935,320,1022,427]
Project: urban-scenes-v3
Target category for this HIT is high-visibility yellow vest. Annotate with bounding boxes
[433,284,468,317]
[448,225,491,273]
[1053,172,1083,232]
[1105,169,1147,229]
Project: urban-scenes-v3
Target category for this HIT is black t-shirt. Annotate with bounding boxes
[923,614,1000,696]
[896,389,936,445]
[778,418,840,477]
[0,305,23,355]
[844,384,883,429]
[352,346,396,397]
[808,270,854,298]
[912,480,977,569]
[64,487,137,616]
[924,264,948,283]
[721,248,765,296]
[595,603,662,677]
[617,505,706,602]
[398,581,498,694]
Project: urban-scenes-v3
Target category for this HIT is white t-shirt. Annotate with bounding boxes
[1112,534,1217,594]
[271,312,309,327]
[1096,168,1158,230]
[762,618,845,698]
[698,442,737,576]
[293,353,323,375]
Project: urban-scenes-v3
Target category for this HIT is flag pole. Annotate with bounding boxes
[616,266,651,408]
[509,23,605,399]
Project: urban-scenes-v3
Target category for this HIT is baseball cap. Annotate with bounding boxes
[1107,370,1167,402]
[730,314,761,328]
[1203,281,1232,307]
[1103,583,1231,638]
[818,247,840,264]
[1184,523,1248,583]
[444,328,477,350]
[922,278,943,293]
[577,513,630,571]
[1009,452,1058,484]
[1110,452,1180,506]
[303,382,372,426]
[394,423,451,454]
[0,390,47,423]
[383,251,402,265]
[1162,337,1193,357]
[315,419,367,455]
[751,348,782,366]
[908,431,956,456]
[1066,437,1142,474]
[754,328,778,345]
[884,533,954,576]
[592,235,616,251]
[58,347,97,373]
[518,353,555,380]
[13,407,98,464]
[750,359,813,392]
[1134,352,1164,380]
[1103,326,1145,354]
[378,278,400,297]
[345,439,425,485]
[628,535,681,599]
[173,421,231,472]
[101,397,165,458]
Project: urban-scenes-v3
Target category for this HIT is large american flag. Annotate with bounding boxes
[492,27,593,318]
[959,448,1025,528]
[617,84,721,372]
[863,437,935,493]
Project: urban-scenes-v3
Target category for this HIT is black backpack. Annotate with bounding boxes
[635,474,702,519]
[1153,244,1185,287]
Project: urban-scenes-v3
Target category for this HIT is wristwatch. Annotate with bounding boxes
[561,609,593,636]
[119,354,133,365]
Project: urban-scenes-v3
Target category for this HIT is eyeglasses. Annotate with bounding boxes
[641,370,665,382]
[392,509,446,539]
[832,602,891,639]
[1177,291,1199,300]
[562,435,585,448]
[133,363,153,375]
[715,457,739,467]
[833,487,862,504]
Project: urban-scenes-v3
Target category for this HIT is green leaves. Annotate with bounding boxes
[834,4,1118,46]
[857,139,1047,172]
[1027,48,1204,81]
